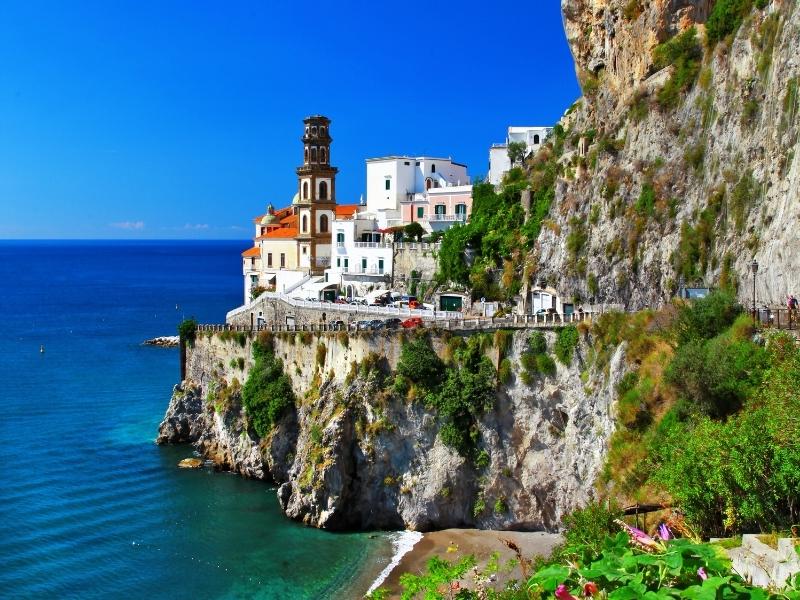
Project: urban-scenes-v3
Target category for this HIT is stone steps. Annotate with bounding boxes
[725,534,800,588]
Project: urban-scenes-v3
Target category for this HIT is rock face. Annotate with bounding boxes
[547,0,800,309]
[157,330,627,531]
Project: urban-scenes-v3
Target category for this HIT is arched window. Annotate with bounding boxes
[320,126,326,136]
[310,147,317,163]
[320,147,327,163]
[320,214,329,233]
[302,215,308,233]
[425,178,432,190]
[304,147,309,163]
[311,126,317,136]
[302,181,309,199]
[534,134,540,144]
[431,163,436,173]
[319,181,328,200]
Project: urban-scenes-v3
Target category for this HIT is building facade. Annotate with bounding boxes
[324,155,472,297]
[241,115,357,303]
[488,126,553,186]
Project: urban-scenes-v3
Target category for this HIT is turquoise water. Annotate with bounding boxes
[0,241,391,599]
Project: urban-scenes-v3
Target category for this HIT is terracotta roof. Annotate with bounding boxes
[335,205,359,218]
[241,246,260,257]
[262,227,298,239]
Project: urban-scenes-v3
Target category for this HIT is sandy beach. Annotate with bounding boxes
[373,529,562,597]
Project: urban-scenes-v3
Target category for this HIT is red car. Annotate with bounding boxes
[401,317,423,328]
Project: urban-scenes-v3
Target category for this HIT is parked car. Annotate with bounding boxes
[330,320,346,331]
[384,318,402,330]
[401,317,423,328]
[368,319,385,330]
[354,320,373,330]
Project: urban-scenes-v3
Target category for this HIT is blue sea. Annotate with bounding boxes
[0,241,394,599]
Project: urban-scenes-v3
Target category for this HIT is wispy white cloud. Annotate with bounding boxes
[110,221,145,230]
[228,225,246,230]
[183,223,209,230]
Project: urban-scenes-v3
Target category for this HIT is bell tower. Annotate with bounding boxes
[295,115,338,273]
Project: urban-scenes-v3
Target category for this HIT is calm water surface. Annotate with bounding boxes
[0,241,391,599]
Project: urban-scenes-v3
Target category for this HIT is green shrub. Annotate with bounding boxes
[730,171,758,233]
[498,358,513,384]
[536,353,557,376]
[666,319,768,418]
[683,142,705,172]
[427,337,497,457]
[241,339,295,436]
[397,337,444,392]
[653,28,702,108]
[554,325,579,366]
[653,342,800,534]
[177,318,198,346]
[634,183,656,216]
[557,500,623,562]
[493,497,508,514]
[673,290,742,345]
[706,0,754,47]
[529,331,548,355]
[474,449,490,469]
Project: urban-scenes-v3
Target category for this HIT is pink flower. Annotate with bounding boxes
[614,519,662,550]
[583,581,599,597]
[697,567,708,581]
[658,524,671,540]
[555,584,579,600]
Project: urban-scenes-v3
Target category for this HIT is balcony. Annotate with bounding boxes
[427,213,467,222]
[353,241,382,248]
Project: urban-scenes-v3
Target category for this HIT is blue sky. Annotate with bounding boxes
[0,1,579,239]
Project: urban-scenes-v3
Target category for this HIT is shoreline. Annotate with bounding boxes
[370,528,563,597]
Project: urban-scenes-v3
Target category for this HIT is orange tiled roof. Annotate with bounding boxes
[241,246,260,257]
[262,227,298,239]
[335,205,359,218]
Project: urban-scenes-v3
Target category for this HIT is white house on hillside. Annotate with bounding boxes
[488,126,553,185]
[324,155,472,297]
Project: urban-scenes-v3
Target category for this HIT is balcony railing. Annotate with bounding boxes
[315,257,330,267]
[353,241,382,248]
[427,213,467,222]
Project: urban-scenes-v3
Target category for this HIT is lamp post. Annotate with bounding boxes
[751,258,759,323]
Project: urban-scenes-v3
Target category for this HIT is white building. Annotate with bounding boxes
[324,155,472,297]
[488,126,553,185]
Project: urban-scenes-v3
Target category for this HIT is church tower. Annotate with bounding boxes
[295,115,337,273]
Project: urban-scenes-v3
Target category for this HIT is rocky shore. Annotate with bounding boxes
[144,336,179,347]
[156,329,627,532]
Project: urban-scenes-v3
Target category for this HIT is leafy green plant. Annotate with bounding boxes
[241,338,295,436]
[653,28,702,109]
[178,318,198,347]
[554,325,579,366]
[706,0,755,47]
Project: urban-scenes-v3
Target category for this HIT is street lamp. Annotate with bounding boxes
[751,259,759,323]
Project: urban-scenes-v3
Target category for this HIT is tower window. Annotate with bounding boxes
[319,181,328,200]
[304,148,309,162]
[431,163,436,173]
[425,177,432,190]
[534,134,540,144]
[320,126,326,136]
[311,126,317,136]
[302,181,309,199]
[320,214,329,233]
[302,215,308,233]
[385,178,391,191]
[320,147,327,163]
[310,147,317,163]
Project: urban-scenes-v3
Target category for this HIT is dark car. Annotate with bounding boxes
[354,320,373,330]
[384,318,402,330]
[368,319,385,330]
[330,320,346,331]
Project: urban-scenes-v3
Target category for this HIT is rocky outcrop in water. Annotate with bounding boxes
[157,330,627,531]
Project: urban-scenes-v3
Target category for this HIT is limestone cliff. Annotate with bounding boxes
[157,330,626,531]
[540,0,799,308]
